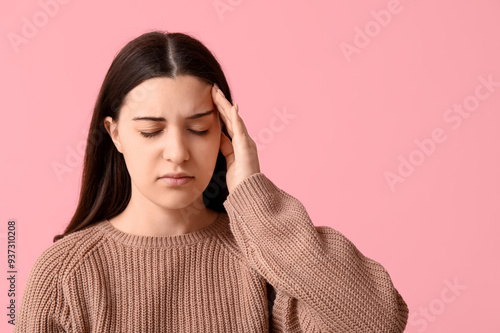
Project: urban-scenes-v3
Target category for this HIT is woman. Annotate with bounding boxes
[15,30,408,332]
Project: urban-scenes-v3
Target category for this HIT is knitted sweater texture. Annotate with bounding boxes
[15,172,408,332]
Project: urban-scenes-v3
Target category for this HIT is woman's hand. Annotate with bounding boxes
[211,83,261,194]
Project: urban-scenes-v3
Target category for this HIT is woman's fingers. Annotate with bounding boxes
[211,83,261,191]
[212,84,236,138]
[211,84,253,149]
[232,104,248,138]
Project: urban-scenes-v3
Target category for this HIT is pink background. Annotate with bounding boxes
[2,0,499,332]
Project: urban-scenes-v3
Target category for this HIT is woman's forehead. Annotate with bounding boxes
[120,77,214,119]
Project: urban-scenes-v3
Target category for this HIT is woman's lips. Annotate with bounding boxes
[159,176,193,186]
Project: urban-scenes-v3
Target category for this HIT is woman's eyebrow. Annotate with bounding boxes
[132,109,214,122]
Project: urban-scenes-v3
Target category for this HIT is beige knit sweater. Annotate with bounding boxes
[15,172,408,332]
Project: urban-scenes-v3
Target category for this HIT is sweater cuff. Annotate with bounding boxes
[223,172,280,214]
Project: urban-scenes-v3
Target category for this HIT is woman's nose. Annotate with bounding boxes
[162,128,189,163]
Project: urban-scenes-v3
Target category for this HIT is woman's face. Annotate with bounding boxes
[104,75,222,210]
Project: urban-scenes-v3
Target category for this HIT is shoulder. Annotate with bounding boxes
[314,225,354,242]
[213,212,249,263]
[30,221,107,282]
[16,223,106,331]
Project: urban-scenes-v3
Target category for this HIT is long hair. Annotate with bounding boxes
[53,30,232,242]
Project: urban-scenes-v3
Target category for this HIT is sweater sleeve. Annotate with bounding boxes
[14,245,72,332]
[222,172,409,332]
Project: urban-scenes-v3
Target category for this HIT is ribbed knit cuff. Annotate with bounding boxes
[223,172,280,215]
[222,171,322,271]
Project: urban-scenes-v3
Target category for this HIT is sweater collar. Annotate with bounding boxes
[98,212,229,247]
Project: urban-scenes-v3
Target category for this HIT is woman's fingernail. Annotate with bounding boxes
[214,83,224,97]
[214,85,224,97]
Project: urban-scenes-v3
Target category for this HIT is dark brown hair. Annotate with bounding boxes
[53,30,232,242]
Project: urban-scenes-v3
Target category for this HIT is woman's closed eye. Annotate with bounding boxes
[140,129,209,138]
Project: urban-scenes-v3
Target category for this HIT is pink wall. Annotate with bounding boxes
[2,0,499,332]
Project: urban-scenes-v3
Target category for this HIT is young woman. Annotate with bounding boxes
[15,30,408,332]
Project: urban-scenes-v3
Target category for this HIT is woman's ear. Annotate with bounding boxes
[104,116,123,153]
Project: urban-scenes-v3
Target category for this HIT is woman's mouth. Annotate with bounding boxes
[159,176,193,186]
